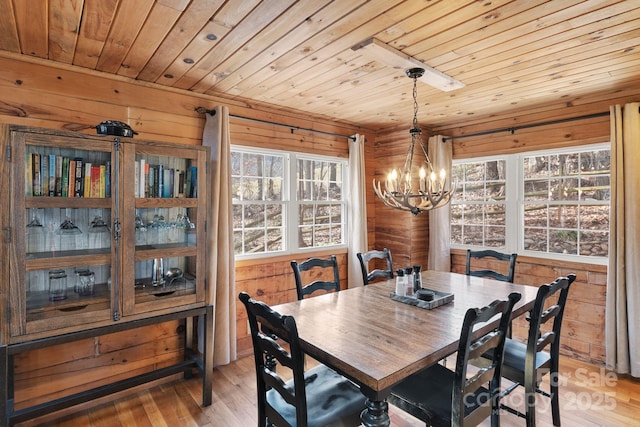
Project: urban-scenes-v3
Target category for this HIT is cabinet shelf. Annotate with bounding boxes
[136,198,198,208]
[26,249,111,271]
[26,283,110,322]
[26,197,111,209]
[134,243,197,260]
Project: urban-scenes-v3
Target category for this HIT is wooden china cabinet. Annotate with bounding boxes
[0,124,212,425]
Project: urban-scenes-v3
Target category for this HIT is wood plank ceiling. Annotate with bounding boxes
[0,0,638,131]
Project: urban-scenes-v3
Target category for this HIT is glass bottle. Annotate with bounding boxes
[413,265,422,291]
[404,267,414,296]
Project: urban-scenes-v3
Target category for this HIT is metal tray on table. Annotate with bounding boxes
[390,288,454,310]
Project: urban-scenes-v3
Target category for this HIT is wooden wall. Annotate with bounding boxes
[0,53,371,408]
[451,250,607,364]
[431,94,640,366]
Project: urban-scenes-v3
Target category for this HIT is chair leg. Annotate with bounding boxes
[525,381,536,427]
[550,371,561,426]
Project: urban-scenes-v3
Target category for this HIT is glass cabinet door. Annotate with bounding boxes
[120,143,207,316]
[12,134,115,338]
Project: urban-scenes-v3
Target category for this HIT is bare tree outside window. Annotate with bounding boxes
[451,145,610,260]
[232,148,346,257]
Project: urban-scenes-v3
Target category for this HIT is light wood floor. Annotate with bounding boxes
[16,355,640,427]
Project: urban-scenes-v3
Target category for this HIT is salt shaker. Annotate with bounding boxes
[395,269,406,296]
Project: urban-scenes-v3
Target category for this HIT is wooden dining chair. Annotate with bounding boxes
[239,292,366,427]
[465,249,517,283]
[290,255,340,300]
[356,248,393,285]
[388,292,521,427]
[493,274,576,427]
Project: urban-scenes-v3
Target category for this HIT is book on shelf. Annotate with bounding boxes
[68,159,76,197]
[148,165,155,198]
[32,153,41,196]
[163,168,171,198]
[55,155,63,196]
[174,169,181,197]
[48,154,56,196]
[139,159,146,198]
[90,165,101,198]
[84,162,92,198]
[74,157,83,197]
[61,157,69,197]
[189,165,197,198]
[157,164,164,198]
[41,153,49,197]
[143,161,149,197]
[99,164,106,198]
[106,161,111,197]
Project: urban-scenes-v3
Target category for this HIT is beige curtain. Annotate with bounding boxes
[202,106,236,366]
[347,134,368,287]
[427,135,452,271]
[606,102,640,377]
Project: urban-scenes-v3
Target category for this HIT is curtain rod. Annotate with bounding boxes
[442,111,610,142]
[195,107,356,141]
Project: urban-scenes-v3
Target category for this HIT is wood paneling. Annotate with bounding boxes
[451,249,607,364]
[234,249,349,358]
[1,1,639,130]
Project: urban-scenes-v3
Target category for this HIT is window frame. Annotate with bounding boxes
[451,142,610,265]
[231,145,348,260]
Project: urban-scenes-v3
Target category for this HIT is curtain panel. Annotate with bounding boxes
[427,135,452,272]
[606,102,640,377]
[202,106,237,366]
[347,134,368,287]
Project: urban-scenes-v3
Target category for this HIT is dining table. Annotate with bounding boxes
[272,269,540,427]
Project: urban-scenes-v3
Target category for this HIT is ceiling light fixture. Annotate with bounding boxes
[351,37,464,92]
[372,67,454,215]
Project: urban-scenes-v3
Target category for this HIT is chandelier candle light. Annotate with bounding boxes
[373,67,455,215]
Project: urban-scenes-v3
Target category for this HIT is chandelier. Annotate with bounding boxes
[373,68,454,215]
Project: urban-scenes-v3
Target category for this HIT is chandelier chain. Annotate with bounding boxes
[371,67,455,215]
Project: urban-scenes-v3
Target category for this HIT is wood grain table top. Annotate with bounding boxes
[272,270,540,399]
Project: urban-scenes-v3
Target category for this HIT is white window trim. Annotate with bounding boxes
[232,145,348,260]
[451,142,610,266]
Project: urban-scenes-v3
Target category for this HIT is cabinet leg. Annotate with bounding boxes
[1,344,7,426]
[184,317,193,380]
[202,304,213,406]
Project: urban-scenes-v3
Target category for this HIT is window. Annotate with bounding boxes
[232,146,347,257]
[451,144,610,262]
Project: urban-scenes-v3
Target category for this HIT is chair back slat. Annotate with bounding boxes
[465,249,517,283]
[291,255,340,300]
[357,248,393,285]
[467,330,501,360]
[539,304,561,324]
[536,331,556,352]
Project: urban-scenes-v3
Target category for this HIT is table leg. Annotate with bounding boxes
[360,398,389,427]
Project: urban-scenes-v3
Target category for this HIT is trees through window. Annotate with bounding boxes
[451,144,610,261]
